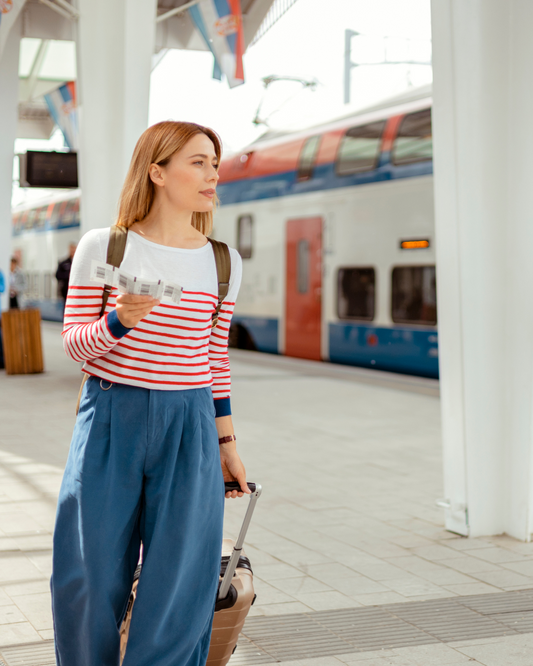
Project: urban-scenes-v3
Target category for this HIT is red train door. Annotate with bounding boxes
[285,217,323,360]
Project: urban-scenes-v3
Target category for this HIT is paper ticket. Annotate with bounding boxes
[116,269,164,299]
[90,259,119,287]
[162,282,183,305]
[90,260,182,304]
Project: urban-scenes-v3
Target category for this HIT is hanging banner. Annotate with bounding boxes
[189,0,245,88]
[0,0,25,60]
[44,81,79,151]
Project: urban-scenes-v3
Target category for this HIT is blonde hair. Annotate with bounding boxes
[116,121,222,236]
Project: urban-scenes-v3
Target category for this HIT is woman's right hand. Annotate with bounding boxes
[115,294,160,328]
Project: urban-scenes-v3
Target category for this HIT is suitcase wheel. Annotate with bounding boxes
[232,645,238,655]
[251,594,257,606]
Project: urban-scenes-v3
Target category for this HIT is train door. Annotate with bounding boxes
[285,217,323,360]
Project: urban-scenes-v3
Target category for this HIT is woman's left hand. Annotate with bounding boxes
[220,443,250,499]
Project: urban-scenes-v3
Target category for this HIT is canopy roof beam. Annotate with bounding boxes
[156,0,202,23]
[38,0,77,21]
[23,38,50,101]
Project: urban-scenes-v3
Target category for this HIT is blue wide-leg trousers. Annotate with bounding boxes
[51,377,225,666]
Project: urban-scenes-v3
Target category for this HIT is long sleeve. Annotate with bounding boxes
[62,229,130,362]
[208,248,242,417]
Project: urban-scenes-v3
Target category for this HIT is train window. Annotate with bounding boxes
[237,215,253,259]
[391,266,437,325]
[26,209,36,229]
[297,135,321,181]
[49,202,61,228]
[336,120,386,175]
[337,267,375,320]
[297,239,310,293]
[392,109,433,165]
[36,207,47,228]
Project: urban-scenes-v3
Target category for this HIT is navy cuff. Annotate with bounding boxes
[106,309,132,339]
[214,397,232,418]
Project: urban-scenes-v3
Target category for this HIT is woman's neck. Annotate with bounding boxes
[131,200,207,249]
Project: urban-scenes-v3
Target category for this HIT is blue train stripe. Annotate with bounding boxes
[217,157,433,205]
[13,220,80,237]
[231,315,278,354]
[231,315,439,379]
[329,322,439,379]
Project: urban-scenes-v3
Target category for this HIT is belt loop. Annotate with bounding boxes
[100,379,113,391]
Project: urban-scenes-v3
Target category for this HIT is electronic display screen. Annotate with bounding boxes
[23,151,78,188]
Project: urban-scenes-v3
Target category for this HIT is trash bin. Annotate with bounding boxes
[1,308,44,375]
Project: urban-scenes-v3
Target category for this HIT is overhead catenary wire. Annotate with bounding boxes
[252,75,319,127]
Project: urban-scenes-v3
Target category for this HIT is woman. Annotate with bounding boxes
[51,121,249,666]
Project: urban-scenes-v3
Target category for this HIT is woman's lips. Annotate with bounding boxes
[200,190,215,198]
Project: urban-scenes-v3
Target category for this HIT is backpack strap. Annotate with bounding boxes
[207,238,231,328]
[99,225,128,317]
[76,225,128,415]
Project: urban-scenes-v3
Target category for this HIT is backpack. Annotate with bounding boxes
[75,225,231,414]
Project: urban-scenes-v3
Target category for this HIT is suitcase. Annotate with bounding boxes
[207,481,262,666]
[119,481,261,666]
[1,308,44,375]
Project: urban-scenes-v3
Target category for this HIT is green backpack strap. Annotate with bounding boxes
[76,225,128,415]
[207,238,231,328]
[99,224,128,317]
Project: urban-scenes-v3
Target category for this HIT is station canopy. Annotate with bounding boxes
[16,0,296,140]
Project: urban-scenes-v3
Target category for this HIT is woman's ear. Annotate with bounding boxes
[148,163,165,187]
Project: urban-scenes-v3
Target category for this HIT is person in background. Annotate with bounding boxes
[0,268,4,369]
[9,257,26,309]
[56,243,77,307]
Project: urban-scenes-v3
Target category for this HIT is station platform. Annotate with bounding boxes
[0,323,533,665]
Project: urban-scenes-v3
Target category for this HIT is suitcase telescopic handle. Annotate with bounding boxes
[218,482,262,601]
[224,481,256,494]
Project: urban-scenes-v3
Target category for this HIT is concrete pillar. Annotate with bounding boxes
[431,0,533,540]
[75,0,157,233]
[0,16,21,312]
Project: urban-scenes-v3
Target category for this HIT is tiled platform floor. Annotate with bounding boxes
[0,323,533,665]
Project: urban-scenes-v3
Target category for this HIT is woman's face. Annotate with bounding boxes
[154,133,219,213]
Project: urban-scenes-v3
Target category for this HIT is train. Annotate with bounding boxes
[11,83,438,378]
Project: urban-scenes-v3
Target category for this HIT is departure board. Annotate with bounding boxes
[20,151,78,188]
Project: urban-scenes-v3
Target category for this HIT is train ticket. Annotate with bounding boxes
[90,259,119,287]
[90,260,182,304]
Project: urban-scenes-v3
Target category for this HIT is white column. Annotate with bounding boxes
[0,15,21,312]
[431,0,533,540]
[75,0,157,233]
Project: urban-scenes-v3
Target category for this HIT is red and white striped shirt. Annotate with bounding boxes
[63,228,242,416]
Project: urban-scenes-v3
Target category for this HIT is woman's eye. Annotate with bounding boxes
[193,161,218,168]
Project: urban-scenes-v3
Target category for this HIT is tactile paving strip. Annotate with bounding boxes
[0,641,55,665]
[2,589,533,665]
[236,588,533,663]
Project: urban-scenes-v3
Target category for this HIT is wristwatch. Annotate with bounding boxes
[218,434,237,445]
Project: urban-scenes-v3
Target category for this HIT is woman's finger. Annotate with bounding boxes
[235,471,250,494]
[118,304,158,318]
[118,307,151,318]
[116,294,157,304]
[119,301,159,313]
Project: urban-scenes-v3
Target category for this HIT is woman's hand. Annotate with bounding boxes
[116,293,160,328]
[220,442,250,499]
